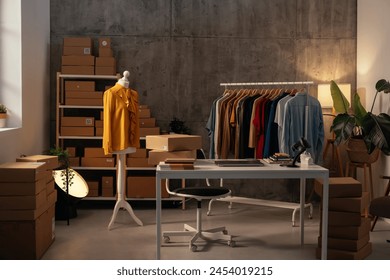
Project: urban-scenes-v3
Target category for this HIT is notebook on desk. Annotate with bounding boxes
[214,159,264,167]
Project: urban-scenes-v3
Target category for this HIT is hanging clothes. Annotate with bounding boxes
[103,83,140,155]
[279,92,324,164]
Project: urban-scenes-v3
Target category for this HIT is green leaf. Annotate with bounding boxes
[375,79,390,93]
[361,113,390,155]
[330,113,356,145]
[330,80,350,113]
[351,92,367,126]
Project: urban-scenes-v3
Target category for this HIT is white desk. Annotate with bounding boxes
[155,159,329,260]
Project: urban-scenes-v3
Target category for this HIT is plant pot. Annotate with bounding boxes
[346,138,380,163]
[0,113,7,128]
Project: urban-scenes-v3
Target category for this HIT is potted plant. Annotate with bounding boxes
[0,104,7,128]
[330,79,390,162]
[169,117,191,134]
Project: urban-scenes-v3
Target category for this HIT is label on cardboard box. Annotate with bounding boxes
[61,117,94,127]
[65,81,95,91]
[99,38,111,48]
[63,46,91,56]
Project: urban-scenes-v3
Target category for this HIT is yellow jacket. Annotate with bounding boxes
[103,83,140,155]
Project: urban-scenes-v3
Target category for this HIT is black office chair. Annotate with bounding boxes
[162,149,235,252]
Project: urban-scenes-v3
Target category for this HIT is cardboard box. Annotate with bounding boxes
[65,81,95,91]
[326,218,371,240]
[65,147,77,157]
[0,162,48,183]
[81,157,115,167]
[146,134,202,151]
[95,120,103,128]
[148,150,196,165]
[66,91,103,99]
[327,192,370,213]
[61,55,95,66]
[102,188,113,197]
[95,66,116,75]
[139,108,151,118]
[126,158,154,168]
[63,46,91,56]
[139,118,156,128]
[61,65,95,75]
[98,38,111,48]
[64,37,92,47]
[16,155,59,171]
[126,176,169,198]
[84,147,112,158]
[318,234,370,251]
[102,176,114,188]
[314,177,362,198]
[127,148,147,158]
[0,189,57,221]
[0,189,48,210]
[0,178,47,196]
[61,116,95,127]
[316,242,372,260]
[98,47,113,57]
[87,181,99,190]
[327,211,364,226]
[139,127,160,137]
[68,157,80,167]
[95,57,116,67]
[95,127,103,136]
[0,204,55,260]
[65,98,103,106]
[61,126,95,136]
[86,189,99,197]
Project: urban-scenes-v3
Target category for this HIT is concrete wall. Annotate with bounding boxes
[49,0,357,200]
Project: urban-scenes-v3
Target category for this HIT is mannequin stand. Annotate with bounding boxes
[108,152,143,230]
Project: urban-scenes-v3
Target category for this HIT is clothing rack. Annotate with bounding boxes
[220,80,315,143]
[208,81,317,225]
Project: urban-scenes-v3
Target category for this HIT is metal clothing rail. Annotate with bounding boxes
[219,81,314,87]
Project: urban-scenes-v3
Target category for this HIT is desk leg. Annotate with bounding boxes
[300,177,305,246]
[321,176,329,260]
[156,174,161,260]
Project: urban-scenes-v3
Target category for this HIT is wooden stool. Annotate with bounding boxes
[345,161,374,201]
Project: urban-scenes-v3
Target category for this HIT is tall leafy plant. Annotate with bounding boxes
[330,80,390,155]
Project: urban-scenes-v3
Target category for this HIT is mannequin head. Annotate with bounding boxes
[118,70,130,88]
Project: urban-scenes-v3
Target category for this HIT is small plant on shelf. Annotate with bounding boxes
[0,104,7,114]
[169,117,191,134]
[0,104,8,128]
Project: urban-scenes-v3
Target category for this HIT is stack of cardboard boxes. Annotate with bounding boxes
[61,37,118,75]
[139,105,160,137]
[95,38,116,75]
[0,155,58,259]
[314,177,372,259]
[124,134,202,199]
[61,37,95,75]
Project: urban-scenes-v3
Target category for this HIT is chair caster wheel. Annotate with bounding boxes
[163,236,170,243]
[222,230,228,235]
[228,240,236,247]
[190,244,197,252]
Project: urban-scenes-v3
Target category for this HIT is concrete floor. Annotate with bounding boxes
[41,200,390,260]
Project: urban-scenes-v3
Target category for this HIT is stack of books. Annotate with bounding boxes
[263,153,292,164]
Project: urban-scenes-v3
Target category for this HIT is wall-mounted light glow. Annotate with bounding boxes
[318,83,351,108]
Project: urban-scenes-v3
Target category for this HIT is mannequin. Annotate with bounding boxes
[103,70,143,229]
